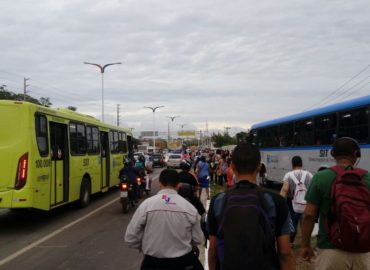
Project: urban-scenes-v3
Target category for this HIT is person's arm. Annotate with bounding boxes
[208,235,218,270]
[280,181,289,198]
[206,196,219,270]
[124,204,146,250]
[191,214,204,246]
[276,234,295,270]
[300,203,318,261]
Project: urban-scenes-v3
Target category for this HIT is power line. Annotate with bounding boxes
[336,80,370,102]
[306,64,370,110]
[327,75,370,104]
[0,69,86,102]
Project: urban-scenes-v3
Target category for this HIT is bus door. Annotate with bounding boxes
[100,131,110,189]
[50,122,69,205]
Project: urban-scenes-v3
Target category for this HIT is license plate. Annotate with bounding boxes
[120,191,128,198]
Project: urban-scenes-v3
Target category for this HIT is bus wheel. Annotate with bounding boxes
[79,178,91,208]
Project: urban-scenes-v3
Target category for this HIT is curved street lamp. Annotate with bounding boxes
[166,115,180,143]
[178,123,187,145]
[144,106,164,153]
[84,62,122,121]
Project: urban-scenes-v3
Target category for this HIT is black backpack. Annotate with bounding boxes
[214,182,277,270]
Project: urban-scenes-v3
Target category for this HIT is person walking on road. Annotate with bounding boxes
[197,156,210,200]
[280,156,313,244]
[207,143,294,270]
[225,159,235,188]
[125,169,204,270]
[300,137,370,269]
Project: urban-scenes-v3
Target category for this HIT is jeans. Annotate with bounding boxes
[287,198,302,243]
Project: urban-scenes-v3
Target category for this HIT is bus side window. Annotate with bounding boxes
[35,114,49,157]
[339,107,369,143]
[279,123,294,147]
[70,122,87,155]
[314,113,337,145]
[118,132,127,153]
[86,126,100,155]
[294,118,313,146]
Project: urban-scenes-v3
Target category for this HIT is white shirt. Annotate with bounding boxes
[125,188,203,258]
[283,169,313,198]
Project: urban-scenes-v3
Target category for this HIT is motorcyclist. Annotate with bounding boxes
[135,155,146,175]
[119,159,140,202]
[178,159,200,197]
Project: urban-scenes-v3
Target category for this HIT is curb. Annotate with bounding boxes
[204,199,210,270]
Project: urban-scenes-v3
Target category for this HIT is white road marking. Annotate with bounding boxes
[0,197,117,267]
[0,172,162,267]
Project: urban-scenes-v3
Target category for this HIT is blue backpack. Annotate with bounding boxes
[213,182,278,270]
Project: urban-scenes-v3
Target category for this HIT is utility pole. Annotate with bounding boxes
[23,78,30,101]
[117,104,120,126]
[167,122,170,143]
[224,126,231,135]
[206,121,209,147]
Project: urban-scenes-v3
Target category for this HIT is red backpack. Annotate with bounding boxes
[325,166,370,253]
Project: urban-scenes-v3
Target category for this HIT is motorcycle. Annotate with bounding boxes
[119,175,136,213]
[137,171,151,196]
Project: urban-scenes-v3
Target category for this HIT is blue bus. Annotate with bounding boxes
[249,95,370,185]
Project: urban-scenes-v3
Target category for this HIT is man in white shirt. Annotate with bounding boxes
[280,155,313,244]
[125,169,204,270]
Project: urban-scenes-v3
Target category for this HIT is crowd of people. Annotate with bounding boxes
[124,138,370,270]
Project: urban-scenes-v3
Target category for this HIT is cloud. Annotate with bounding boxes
[1,0,370,135]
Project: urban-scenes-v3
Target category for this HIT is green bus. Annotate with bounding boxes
[0,100,133,211]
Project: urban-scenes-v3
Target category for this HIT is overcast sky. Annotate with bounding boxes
[1,0,370,136]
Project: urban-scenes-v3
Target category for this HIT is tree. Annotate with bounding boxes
[0,88,52,107]
[67,106,77,111]
[236,131,249,144]
[0,89,13,99]
[211,132,237,148]
[39,97,52,107]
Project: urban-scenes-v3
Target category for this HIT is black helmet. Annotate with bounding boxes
[139,155,146,162]
[180,159,192,170]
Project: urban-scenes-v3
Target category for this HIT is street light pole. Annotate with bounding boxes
[84,62,122,122]
[178,123,186,145]
[144,106,164,153]
[166,116,180,143]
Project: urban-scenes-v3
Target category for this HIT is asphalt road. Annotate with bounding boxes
[0,169,163,270]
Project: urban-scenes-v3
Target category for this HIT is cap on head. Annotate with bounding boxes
[331,137,361,158]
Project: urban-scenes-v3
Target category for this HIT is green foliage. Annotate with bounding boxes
[0,88,51,107]
[236,131,249,144]
[211,132,237,148]
[67,106,77,111]
[39,97,52,107]
[210,180,226,197]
